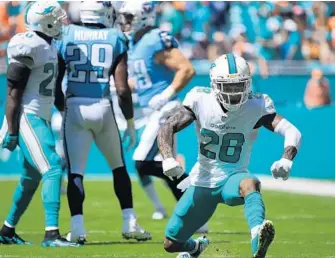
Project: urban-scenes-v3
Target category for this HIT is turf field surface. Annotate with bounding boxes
[0,180,334,258]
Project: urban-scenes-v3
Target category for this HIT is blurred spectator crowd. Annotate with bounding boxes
[0,1,332,109]
[152,1,335,63]
[0,1,335,63]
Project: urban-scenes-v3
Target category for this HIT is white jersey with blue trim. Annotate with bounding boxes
[183,87,276,188]
[7,31,58,121]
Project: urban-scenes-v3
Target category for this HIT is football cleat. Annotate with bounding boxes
[152,209,168,220]
[177,236,209,258]
[65,232,87,245]
[177,253,191,258]
[252,220,275,258]
[42,237,81,247]
[195,223,209,234]
[122,219,152,241]
[0,233,31,245]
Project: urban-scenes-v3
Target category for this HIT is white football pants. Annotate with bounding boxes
[63,97,124,176]
[133,100,181,162]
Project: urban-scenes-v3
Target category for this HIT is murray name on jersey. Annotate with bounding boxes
[56,24,127,99]
[73,30,109,41]
[183,87,276,188]
[7,31,58,121]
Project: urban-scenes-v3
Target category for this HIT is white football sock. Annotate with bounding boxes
[143,183,165,211]
[122,208,136,221]
[45,226,58,231]
[4,221,14,228]
[71,214,85,234]
[251,225,261,239]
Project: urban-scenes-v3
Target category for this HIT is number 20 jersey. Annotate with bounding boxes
[56,24,127,98]
[7,31,58,121]
[183,87,276,188]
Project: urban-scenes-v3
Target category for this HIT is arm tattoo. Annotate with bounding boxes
[158,106,195,159]
[283,146,297,161]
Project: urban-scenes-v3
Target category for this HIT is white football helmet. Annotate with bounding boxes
[80,1,116,28]
[25,0,67,39]
[210,53,251,112]
[119,1,156,36]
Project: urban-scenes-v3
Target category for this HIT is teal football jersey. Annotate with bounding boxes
[56,24,127,98]
[128,28,178,107]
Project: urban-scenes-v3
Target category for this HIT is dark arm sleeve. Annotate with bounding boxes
[54,53,66,112]
[6,62,31,135]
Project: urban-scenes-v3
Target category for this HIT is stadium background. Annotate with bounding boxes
[0,1,334,181]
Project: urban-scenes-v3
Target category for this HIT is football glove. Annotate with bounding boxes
[122,119,137,151]
[148,86,175,111]
[2,133,18,151]
[270,158,292,181]
[177,177,191,192]
[148,94,169,111]
[162,158,184,180]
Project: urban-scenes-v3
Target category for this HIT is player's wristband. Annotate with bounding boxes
[274,118,302,150]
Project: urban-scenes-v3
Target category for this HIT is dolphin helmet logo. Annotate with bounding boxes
[36,6,56,15]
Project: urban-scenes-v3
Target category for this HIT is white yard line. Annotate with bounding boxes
[257,175,335,197]
[1,174,335,197]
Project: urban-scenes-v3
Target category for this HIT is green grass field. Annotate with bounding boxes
[0,180,334,258]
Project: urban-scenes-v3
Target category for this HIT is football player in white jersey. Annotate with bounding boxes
[158,53,302,258]
[0,1,79,247]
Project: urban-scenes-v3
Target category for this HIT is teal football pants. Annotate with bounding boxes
[165,172,259,242]
[6,113,62,229]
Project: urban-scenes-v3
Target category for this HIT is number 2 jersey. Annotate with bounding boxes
[7,31,58,121]
[183,87,276,188]
[56,24,127,98]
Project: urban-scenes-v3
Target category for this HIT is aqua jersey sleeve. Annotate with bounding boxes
[154,30,179,53]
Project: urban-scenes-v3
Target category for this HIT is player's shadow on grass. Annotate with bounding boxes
[207,231,249,236]
[87,239,235,246]
[86,240,163,246]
